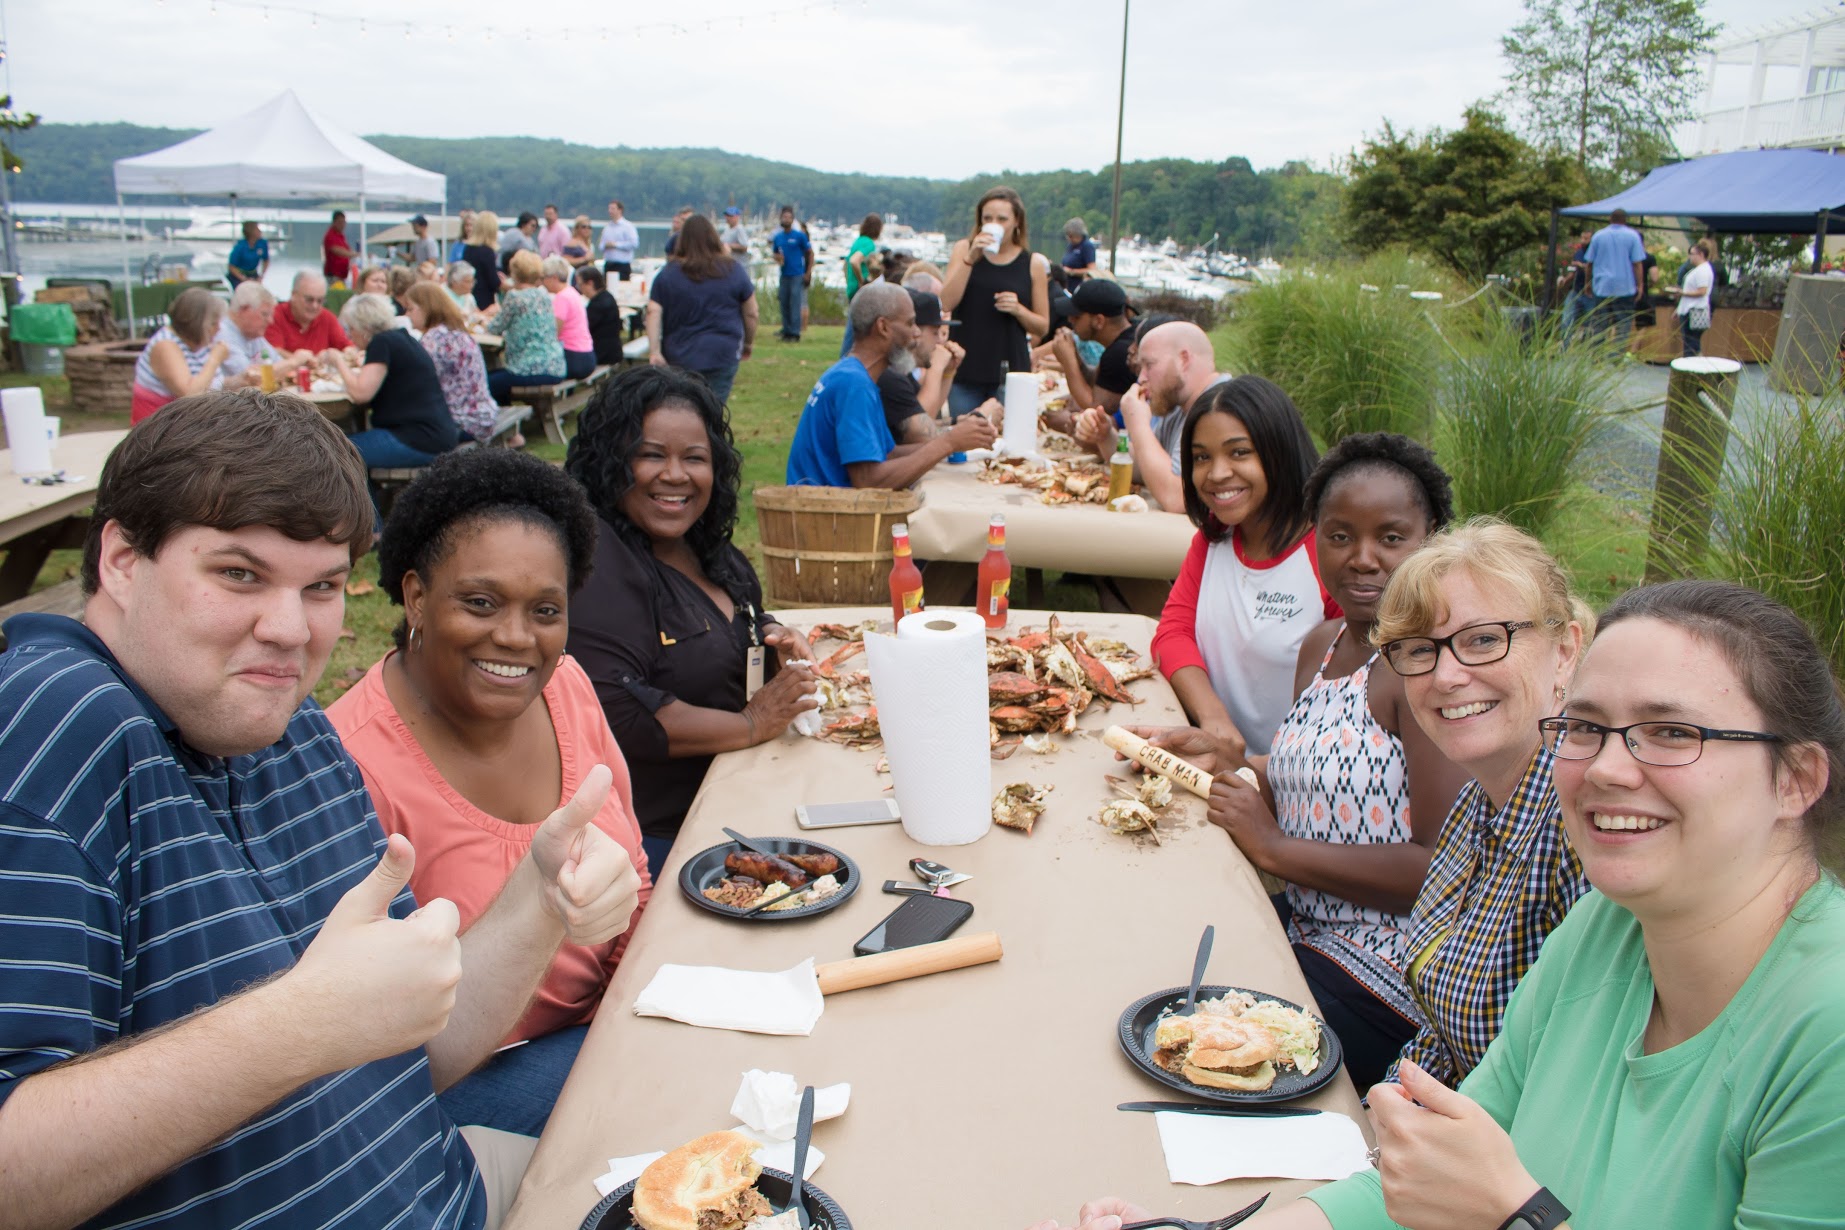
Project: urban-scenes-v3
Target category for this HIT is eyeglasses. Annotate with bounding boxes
[1381,621,1534,676]
[1538,716,1781,766]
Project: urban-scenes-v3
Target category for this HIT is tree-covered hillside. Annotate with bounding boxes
[12,122,1345,257]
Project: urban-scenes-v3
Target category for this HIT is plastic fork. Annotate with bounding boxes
[1119,1192,1269,1230]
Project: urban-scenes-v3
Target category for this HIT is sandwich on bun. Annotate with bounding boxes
[1152,1013,1280,1092]
[631,1131,773,1230]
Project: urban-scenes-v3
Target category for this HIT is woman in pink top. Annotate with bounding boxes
[543,254,597,380]
[327,447,651,1137]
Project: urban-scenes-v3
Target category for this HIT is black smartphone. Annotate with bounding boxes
[851,893,973,956]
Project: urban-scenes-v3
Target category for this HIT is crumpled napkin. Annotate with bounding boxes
[729,1069,851,1141]
[1155,1110,1371,1184]
[633,959,825,1036]
[777,658,827,738]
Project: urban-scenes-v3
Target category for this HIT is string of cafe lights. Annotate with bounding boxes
[154,0,870,44]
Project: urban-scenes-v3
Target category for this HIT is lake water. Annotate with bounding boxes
[7,202,677,299]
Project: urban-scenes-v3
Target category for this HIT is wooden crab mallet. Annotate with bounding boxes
[1102,725,1260,797]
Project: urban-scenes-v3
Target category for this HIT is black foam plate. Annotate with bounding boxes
[581,1166,852,1230]
[1117,984,1345,1104]
[677,836,860,922]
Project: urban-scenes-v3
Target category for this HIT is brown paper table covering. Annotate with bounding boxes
[505,607,1367,1230]
[906,462,1195,581]
[0,430,129,602]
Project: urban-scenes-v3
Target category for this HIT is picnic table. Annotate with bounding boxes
[0,430,129,602]
[503,607,1369,1230]
[301,388,363,432]
[908,462,1194,582]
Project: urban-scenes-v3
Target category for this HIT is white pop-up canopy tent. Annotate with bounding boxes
[112,89,446,332]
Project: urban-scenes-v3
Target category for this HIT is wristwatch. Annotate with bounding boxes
[1497,1187,1570,1230]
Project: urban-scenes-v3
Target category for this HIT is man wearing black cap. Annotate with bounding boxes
[879,289,962,443]
[1049,279,1136,421]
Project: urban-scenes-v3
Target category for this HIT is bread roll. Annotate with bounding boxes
[1182,1059,1278,1092]
[631,1130,763,1230]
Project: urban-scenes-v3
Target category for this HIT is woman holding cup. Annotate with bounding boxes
[940,186,1050,419]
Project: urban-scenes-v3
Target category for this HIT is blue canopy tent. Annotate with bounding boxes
[1547,149,1845,307]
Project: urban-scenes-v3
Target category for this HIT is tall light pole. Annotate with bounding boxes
[1106,0,1130,277]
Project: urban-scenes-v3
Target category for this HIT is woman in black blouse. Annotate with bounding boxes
[566,365,819,873]
[574,265,626,366]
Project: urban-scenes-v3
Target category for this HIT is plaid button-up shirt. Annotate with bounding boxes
[1389,747,1590,1086]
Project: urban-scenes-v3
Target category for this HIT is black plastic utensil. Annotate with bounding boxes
[1183,925,1214,1015]
[741,885,807,917]
[786,1084,815,1229]
[722,826,772,855]
[1118,1193,1269,1230]
[1117,1100,1319,1118]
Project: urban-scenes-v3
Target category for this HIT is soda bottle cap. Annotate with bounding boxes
[989,515,1004,528]
[891,522,909,536]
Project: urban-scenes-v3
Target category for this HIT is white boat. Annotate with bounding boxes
[168,210,291,243]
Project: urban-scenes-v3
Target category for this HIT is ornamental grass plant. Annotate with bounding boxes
[1434,312,1617,538]
[1696,395,1845,678]
[1221,252,1445,445]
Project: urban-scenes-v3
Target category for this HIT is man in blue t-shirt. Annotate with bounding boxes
[227,219,270,289]
[0,392,643,1230]
[1581,209,1650,347]
[786,282,996,489]
[770,206,815,341]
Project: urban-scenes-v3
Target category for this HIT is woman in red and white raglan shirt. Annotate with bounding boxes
[1152,375,1336,766]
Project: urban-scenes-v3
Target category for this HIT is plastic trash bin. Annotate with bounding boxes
[9,303,78,377]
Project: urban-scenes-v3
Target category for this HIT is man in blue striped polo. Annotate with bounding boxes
[0,391,644,1230]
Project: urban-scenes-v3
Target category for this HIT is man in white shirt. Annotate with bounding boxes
[214,281,297,387]
[600,200,640,280]
[720,207,750,256]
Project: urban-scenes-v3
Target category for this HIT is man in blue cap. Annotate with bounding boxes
[720,207,750,257]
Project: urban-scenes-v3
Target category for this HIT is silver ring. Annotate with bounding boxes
[1365,1146,1382,1169]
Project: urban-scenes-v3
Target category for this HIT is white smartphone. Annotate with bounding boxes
[795,798,902,830]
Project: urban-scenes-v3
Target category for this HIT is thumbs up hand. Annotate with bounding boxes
[289,834,463,1067]
[528,764,642,946]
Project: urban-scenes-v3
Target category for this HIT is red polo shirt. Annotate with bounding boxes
[266,302,352,354]
[322,226,352,281]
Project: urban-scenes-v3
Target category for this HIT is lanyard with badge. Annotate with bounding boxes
[743,602,766,699]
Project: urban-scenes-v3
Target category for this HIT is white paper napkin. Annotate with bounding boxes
[729,1069,851,1140]
[632,959,825,1035]
[593,1150,665,1197]
[734,1127,826,1179]
[1155,1111,1372,1184]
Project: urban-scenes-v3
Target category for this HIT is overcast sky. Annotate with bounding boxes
[2,0,1808,180]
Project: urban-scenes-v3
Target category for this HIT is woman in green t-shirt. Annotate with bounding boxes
[1034,579,1845,1230]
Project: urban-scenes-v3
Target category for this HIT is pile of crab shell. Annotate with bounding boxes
[975,454,1112,505]
[801,615,1154,755]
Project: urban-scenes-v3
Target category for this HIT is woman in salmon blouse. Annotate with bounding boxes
[328,446,651,1136]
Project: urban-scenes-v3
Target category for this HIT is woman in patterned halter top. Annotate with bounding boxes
[1127,434,1469,1089]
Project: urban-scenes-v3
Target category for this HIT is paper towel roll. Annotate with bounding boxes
[864,610,992,845]
[3,387,53,476]
[999,371,1040,459]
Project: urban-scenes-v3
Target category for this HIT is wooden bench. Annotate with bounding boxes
[0,577,86,649]
[366,407,534,516]
[513,365,616,446]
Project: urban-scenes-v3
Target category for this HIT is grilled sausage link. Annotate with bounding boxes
[724,851,811,888]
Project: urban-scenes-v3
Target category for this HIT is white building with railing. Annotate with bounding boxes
[1693,8,1845,154]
